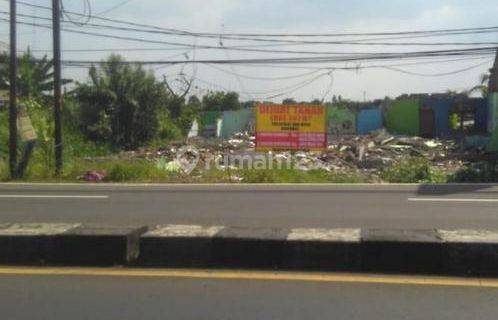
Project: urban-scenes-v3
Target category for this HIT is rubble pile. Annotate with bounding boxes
[320,130,464,177]
[88,130,472,178]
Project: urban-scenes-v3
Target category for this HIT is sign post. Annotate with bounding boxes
[255,104,327,151]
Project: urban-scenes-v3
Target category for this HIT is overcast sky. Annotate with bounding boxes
[1,0,498,102]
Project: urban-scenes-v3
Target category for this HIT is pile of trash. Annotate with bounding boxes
[83,129,472,179]
[320,129,464,177]
[77,170,107,182]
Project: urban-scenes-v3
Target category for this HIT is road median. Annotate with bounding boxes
[1,223,498,276]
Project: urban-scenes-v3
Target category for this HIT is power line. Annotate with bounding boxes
[204,63,324,80]
[53,46,497,66]
[381,59,493,77]
[192,71,330,97]
[17,47,189,53]
[9,0,498,40]
[60,0,92,27]
[3,13,498,60]
[2,17,497,64]
[264,73,330,100]
[4,10,498,48]
[97,0,134,15]
[0,17,409,55]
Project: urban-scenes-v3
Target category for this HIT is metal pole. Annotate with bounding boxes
[52,0,62,175]
[8,0,17,179]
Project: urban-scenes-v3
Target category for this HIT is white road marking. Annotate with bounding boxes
[0,195,109,199]
[408,197,498,203]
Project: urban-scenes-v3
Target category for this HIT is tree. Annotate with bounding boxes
[468,73,490,98]
[188,95,202,111]
[242,100,257,109]
[282,98,296,105]
[202,91,241,111]
[74,55,168,149]
[0,49,71,100]
[163,74,192,119]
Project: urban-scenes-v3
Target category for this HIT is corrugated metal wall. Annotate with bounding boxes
[220,108,253,139]
[356,107,383,134]
[385,99,420,136]
[424,97,452,138]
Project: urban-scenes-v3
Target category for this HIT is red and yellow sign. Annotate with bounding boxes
[256,104,327,151]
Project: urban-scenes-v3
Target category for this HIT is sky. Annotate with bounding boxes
[1,0,498,102]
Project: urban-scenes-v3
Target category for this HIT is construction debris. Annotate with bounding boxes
[87,129,482,181]
[77,170,107,182]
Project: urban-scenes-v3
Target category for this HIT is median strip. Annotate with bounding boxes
[1,223,498,277]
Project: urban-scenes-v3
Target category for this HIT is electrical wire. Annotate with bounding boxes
[2,16,497,64]
[381,59,493,77]
[51,46,497,66]
[60,0,92,27]
[9,0,498,40]
[97,0,134,15]
[5,10,498,47]
[204,63,324,80]
[264,73,330,100]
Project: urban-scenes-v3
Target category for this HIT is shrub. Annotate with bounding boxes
[381,158,447,183]
[240,168,366,183]
[157,111,183,141]
[451,160,498,182]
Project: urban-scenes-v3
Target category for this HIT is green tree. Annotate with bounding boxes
[468,73,490,98]
[0,49,71,100]
[202,91,241,111]
[74,55,168,149]
[282,98,296,105]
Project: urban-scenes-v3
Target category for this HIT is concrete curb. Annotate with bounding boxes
[137,225,498,276]
[0,224,147,266]
[2,223,498,276]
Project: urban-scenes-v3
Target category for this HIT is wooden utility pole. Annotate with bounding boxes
[9,0,17,179]
[52,0,63,175]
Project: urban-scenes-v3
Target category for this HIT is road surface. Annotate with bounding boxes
[1,267,497,320]
[0,183,497,229]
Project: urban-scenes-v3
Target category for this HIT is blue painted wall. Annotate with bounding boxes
[357,107,383,134]
[424,97,452,138]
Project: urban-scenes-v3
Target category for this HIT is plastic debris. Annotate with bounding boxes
[77,170,107,182]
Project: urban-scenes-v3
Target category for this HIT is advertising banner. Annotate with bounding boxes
[256,104,327,151]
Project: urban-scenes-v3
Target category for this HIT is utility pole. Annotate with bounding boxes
[52,0,63,175]
[9,0,17,179]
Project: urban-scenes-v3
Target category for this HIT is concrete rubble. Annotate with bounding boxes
[86,129,486,180]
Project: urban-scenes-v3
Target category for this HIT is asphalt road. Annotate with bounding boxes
[1,270,498,320]
[0,183,498,229]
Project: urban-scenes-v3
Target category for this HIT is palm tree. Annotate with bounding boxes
[468,73,490,98]
[0,49,71,100]
[74,55,167,149]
